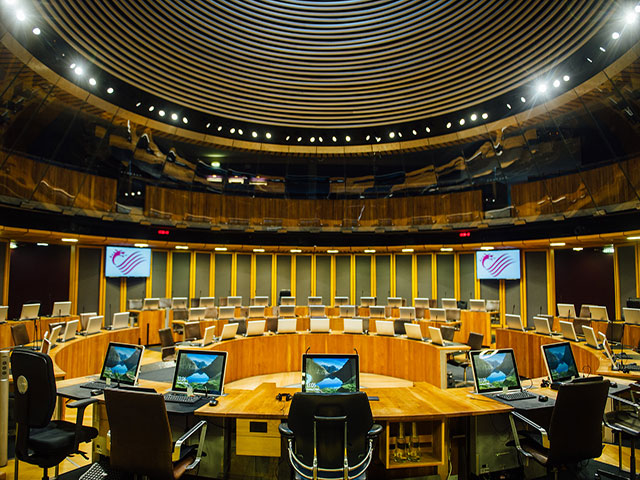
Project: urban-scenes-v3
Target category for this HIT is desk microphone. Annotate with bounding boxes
[512,305,515,314]
[305,346,311,354]
[353,348,358,356]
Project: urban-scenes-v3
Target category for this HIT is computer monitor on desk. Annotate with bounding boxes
[279,305,296,317]
[589,305,609,321]
[399,307,415,321]
[429,308,445,321]
[110,312,130,330]
[227,296,242,307]
[199,297,215,308]
[20,303,40,321]
[343,318,364,334]
[84,316,102,335]
[277,318,297,334]
[51,301,71,317]
[387,297,403,308]
[248,306,266,318]
[557,303,576,318]
[59,320,79,342]
[309,305,326,317]
[168,349,227,396]
[469,299,486,312]
[218,306,235,320]
[143,298,159,310]
[252,296,269,307]
[308,296,323,306]
[441,298,457,310]
[172,297,188,309]
[469,349,533,399]
[281,296,296,306]
[81,342,145,389]
[339,305,356,317]
[533,316,555,336]
[414,298,430,309]
[623,307,640,325]
[375,320,395,336]
[302,353,359,393]
[369,306,385,319]
[579,304,594,318]
[559,320,583,342]
[505,314,525,332]
[445,308,460,322]
[79,312,97,331]
[188,307,206,321]
[541,342,579,383]
[334,296,349,306]
[485,299,499,312]
[360,297,376,307]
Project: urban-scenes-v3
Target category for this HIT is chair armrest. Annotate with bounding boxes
[609,393,639,409]
[509,411,549,450]
[67,397,100,449]
[279,422,294,438]
[367,424,383,439]
[172,420,208,467]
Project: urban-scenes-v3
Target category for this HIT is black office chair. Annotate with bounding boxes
[509,379,610,480]
[158,327,176,362]
[607,322,625,350]
[183,321,201,341]
[447,331,484,386]
[440,325,457,342]
[279,392,382,480]
[11,322,30,347]
[597,383,640,480]
[11,349,98,480]
[104,388,207,479]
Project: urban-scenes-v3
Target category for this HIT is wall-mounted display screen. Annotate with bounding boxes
[476,250,521,280]
[105,246,151,278]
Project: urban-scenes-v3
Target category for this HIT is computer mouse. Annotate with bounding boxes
[90,389,101,396]
[610,381,617,388]
[538,395,549,402]
[209,398,218,406]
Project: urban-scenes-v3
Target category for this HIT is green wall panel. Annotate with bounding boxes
[195,253,211,298]
[77,247,101,314]
[618,246,637,315]
[335,256,351,300]
[355,256,371,304]
[171,252,190,297]
[255,255,272,304]
[395,255,412,303]
[276,255,292,297]
[236,254,251,304]
[295,256,311,305]
[416,255,432,300]
[127,277,146,303]
[151,251,167,298]
[0,241,5,303]
[525,251,547,327]
[316,256,331,305]
[459,254,475,306]
[505,280,521,315]
[480,280,499,300]
[376,255,391,301]
[214,254,232,304]
[104,277,120,327]
[436,255,455,305]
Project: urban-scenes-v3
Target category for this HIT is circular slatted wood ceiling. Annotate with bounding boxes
[37,0,613,130]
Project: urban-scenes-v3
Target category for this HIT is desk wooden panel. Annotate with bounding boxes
[0,316,77,349]
[131,309,165,345]
[51,327,140,379]
[460,310,492,346]
[495,328,602,379]
[205,333,466,388]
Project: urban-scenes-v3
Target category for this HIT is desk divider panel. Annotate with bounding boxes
[315,256,331,305]
[296,255,311,305]
[151,251,167,298]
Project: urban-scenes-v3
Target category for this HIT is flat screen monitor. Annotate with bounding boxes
[334,296,349,306]
[20,303,40,320]
[171,349,227,395]
[387,297,403,307]
[414,298,430,309]
[557,303,576,318]
[105,246,151,278]
[281,296,296,306]
[199,297,215,308]
[51,301,71,317]
[360,297,376,307]
[301,353,359,393]
[252,296,269,307]
[476,250,521,280]
[172,297,188,309]
[541,342,579,383]
[227,296,242,307]
[469,299,486,312]
[470,348,523,394]
[99,342,145,386]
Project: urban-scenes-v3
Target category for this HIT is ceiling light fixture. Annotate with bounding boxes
[290,249,302,253]
[327,249,339,254]
[253,248,265,253]
[107,87,114,94]
[171,113,178,121]
[61,238,78,242]
[135,243,149,248]
[550,242,566,247]
[215,247,227,251]
[401,248,414,253]
[364,249,376,253]
[175,245,189,250]
[480,246,494,251]
[32,27,40,35]
[440,247,453,252]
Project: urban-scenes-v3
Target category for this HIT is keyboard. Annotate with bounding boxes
[79,461,128,480]
[623,363,640,372]
[163,393,202,404]
[494,390,537,401]
[79,381,108,390]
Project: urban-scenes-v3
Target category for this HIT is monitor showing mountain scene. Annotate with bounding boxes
[99,342,145,385]
[302,353,359,393]
[171,349,228,395]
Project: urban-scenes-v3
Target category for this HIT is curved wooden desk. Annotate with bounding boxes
[202,332,467,389]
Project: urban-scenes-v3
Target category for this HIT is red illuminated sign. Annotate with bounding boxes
[157,229,170,235]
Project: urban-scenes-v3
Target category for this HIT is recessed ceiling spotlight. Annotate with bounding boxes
[171,113,178,121]
[318,137,323,142]
[600,46,606,52]
[238,129,243,135]
[36,242,48,246]
[297,137,302,142]
[74,66,83,75]
[182,117,188,124]
[32,27,40,35]
[230,127,236,133]
[159,110,165,117]
[332,136,337,142]
[266,132,272,139]
[537,83,547,93]
[482,113,488,119]
[366,135,370,141]
[310,137,315,142]
[252,131,258,138]
[285,135,290,141]
[470,114,477,121]
[375,137,381,142]
[89,78,96,86]
[506,103,512,109]
[446,122,451,129]
[70,63,76,69]
[389,132,395,139]
[520,96,526,103]
[397,132,402,138]
[573,247,583,251]
[211,161,220,167]
[135,102,141,107]
[217,125,223,131]
[206,123,211,128]
[15,10,26,21]
[563,75,570,82]
[626,11,637,23]
[586,57,593,63]
[426,127,431,133]
[345,136,351,142]
[612,32,620,40]
[412,129,417,135]
[148,106,155,112]
[553,79,560,88]
[459,118,465,125]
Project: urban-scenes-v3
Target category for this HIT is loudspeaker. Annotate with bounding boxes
[0,350,9,466]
